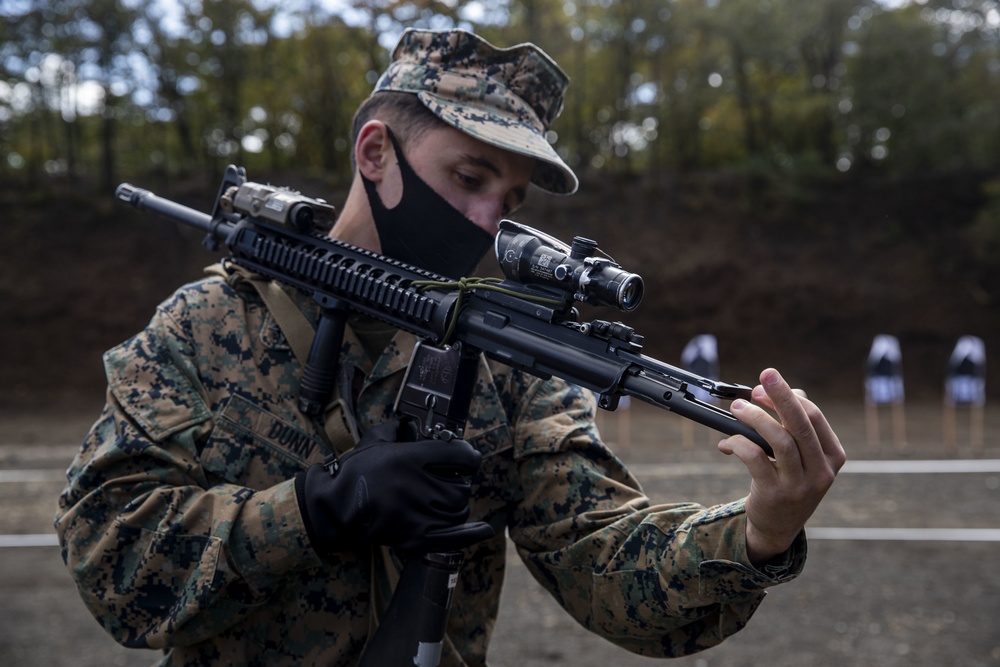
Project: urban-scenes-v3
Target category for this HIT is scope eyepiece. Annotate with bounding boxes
[494,220,643,311]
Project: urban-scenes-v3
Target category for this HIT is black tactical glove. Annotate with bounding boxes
[295,421,495,555]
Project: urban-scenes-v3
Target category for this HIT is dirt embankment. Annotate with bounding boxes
[2,168,997,411]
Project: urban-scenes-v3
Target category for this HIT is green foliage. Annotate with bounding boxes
[1,0,999,190]
[843,2,1000,175]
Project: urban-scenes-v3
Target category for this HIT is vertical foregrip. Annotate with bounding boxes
[299,308,347,415]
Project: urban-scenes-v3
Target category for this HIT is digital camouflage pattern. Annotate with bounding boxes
[374,28,579,195]
[55,272,806,666]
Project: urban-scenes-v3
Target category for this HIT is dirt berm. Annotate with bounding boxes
[2,168,997,410]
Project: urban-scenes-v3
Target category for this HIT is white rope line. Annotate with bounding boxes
[7,528,1000,548]
[0,534,59,548]
[807,527,1000,542]
[4,460,1000,483]
[628,459,1000,477]
[5,460,1000,547]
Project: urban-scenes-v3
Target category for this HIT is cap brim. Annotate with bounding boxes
[417,92,578,195]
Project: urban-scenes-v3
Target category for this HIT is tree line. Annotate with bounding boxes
[2,0,999,194]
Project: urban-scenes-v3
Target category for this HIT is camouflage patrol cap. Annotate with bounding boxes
[373,28,579,195]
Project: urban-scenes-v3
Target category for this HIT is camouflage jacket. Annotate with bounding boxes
[55,273,805,666]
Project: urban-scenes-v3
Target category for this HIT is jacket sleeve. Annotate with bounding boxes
[54,288,322,650]
[507,375,806,657]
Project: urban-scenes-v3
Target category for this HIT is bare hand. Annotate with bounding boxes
[718,368,846,567]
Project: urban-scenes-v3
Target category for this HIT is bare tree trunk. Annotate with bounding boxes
[101,97,116,192]
[730,38,759,156]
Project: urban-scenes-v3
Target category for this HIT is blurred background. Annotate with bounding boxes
[1,0,999,405]
[2,1,1000,664]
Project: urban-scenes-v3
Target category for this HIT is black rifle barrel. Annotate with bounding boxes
[116,183,225,236]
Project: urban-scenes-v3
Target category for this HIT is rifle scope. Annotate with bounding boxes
[494,220,644,312]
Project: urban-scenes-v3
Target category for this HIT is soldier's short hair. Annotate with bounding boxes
[351,90,446,152]
[363,28,578,195]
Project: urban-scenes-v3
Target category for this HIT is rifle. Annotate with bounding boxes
[115,165,772,666]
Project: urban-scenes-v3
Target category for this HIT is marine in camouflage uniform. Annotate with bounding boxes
[56,29,832,667]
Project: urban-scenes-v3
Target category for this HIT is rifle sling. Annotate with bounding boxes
[204,262,359,451]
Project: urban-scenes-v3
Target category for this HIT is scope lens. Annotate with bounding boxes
[618,275,644,311]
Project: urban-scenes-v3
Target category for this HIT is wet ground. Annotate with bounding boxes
[2,397,999,666]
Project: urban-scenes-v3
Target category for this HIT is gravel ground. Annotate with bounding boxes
[2,397,999,666]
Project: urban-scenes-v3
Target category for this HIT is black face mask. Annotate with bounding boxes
[362,128,493,280]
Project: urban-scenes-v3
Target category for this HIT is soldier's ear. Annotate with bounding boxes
[356,121,394,182]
